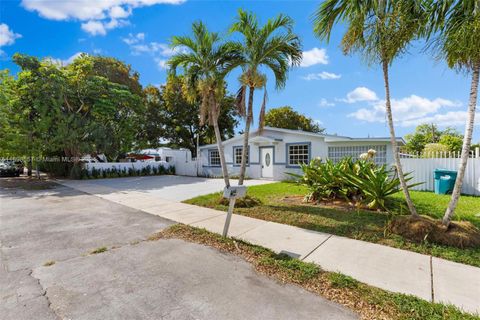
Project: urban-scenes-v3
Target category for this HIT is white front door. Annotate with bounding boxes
[260,147,274,178]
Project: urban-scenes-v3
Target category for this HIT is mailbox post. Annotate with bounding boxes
[222,185,246,237]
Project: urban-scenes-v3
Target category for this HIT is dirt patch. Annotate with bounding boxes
[282,195,375,212]
[0,176,56,190]
[389,216,480,248]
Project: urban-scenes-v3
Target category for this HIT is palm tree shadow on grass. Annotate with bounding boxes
[238,202,390,239]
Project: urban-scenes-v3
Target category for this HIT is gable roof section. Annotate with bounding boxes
[199,126,405,149]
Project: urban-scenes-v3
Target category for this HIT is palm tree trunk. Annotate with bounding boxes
[212,110,230,188]
[443,62,479,226]
[238,86,254,185]
[382,60,418,217]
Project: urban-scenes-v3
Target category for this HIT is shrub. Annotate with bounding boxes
[290,157,420,211]
[289,158,358,202]
[346,163,419,210]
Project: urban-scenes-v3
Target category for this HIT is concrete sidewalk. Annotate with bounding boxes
[58,180,480,315]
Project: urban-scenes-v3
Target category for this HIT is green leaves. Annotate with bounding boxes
[3,54,145,161]
[291,157,421,211]
[264,106,325,133]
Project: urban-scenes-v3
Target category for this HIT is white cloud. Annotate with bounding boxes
[122,32,145,45]
[0,23,22,47]
[81,20,106,36]
[123,33,186,71]
[21,0,185,35]
[109,6,131,19]
[47,52,85,66]
[400,111,480,127]
[302,71,341,81]
[300,48,328,67]
[318,98,335,107]
[341,87,378,103]
[81,18,129,36]
[348,93,463,127]
[155,58,168,69]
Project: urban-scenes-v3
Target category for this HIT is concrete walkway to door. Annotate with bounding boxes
[58,176,480,315]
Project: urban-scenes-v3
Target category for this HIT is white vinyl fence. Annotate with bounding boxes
[173,158,198,176]
[400,151,480,196]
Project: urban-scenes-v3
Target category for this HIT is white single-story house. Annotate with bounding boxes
[199,127,405,180]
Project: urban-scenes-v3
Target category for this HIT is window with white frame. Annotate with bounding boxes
[234,147,249,165]
[328,145,387,164]
[208,149,220,166]
[288,144,309,166]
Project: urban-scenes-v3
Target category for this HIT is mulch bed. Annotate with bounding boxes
[389,215,480,248]
[281,195,376,212]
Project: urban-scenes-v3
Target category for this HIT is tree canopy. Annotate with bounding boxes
[264,106,324,133]
[404,123,464,153]
[0,54,145,161]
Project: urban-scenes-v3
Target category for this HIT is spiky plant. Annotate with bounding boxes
[313,0,427,217]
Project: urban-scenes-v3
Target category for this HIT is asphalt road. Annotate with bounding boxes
[0,178,357,320]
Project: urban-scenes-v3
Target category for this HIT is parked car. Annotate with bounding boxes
[0,160,24,177]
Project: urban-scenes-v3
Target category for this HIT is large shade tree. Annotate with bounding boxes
[2,54,146,176]
[264,106,325,133]
[168,21,242,187]
[426,0,480,226]
[140,77,239,156]
[313,0,425,217]
[230,9,302,185]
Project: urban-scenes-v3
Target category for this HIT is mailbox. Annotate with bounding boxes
[223,185,247,199]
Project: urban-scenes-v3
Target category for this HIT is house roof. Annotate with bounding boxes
[199,126,405,149]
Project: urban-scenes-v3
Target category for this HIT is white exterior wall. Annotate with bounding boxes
[199,128,395,180]
[200,129,328,180]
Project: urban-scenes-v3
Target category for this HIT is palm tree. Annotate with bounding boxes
[313,0,425,217]
[168,21,242,188]
[425,0,480,226]
[230,9,302,185]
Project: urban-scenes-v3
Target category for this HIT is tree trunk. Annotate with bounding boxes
[212,101,230,188]
[27,130,33,176]
[443,62,480,226]
[382,60,418,217]
[238,86,254,185]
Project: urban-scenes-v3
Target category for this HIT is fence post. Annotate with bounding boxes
[476,147,479,158]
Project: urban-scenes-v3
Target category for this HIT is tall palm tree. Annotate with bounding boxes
[313,0,425,217]
[426,0,480,226]
[168,21,242,188]
[230,9,302,185]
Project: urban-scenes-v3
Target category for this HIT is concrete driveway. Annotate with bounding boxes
[0,178,357,320]
[61,175,273,201]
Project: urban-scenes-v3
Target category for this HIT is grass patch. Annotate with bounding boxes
[184,182,480,267]
[43,260,55,267]
[90,246,108,254]
[151,224,478,320]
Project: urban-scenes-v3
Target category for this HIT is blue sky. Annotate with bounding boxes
[1,0,478,141]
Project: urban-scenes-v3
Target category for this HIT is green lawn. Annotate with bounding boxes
[184,182,480,267]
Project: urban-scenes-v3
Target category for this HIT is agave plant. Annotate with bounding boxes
[345,164,421,211]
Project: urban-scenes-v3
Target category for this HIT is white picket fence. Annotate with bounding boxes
[400,151,480,196]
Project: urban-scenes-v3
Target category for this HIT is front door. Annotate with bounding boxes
[260,147,274,178]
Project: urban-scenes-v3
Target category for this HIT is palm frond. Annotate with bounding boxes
[235,85,247,118]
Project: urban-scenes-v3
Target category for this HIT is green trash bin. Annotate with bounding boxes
[434,169,457,194]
